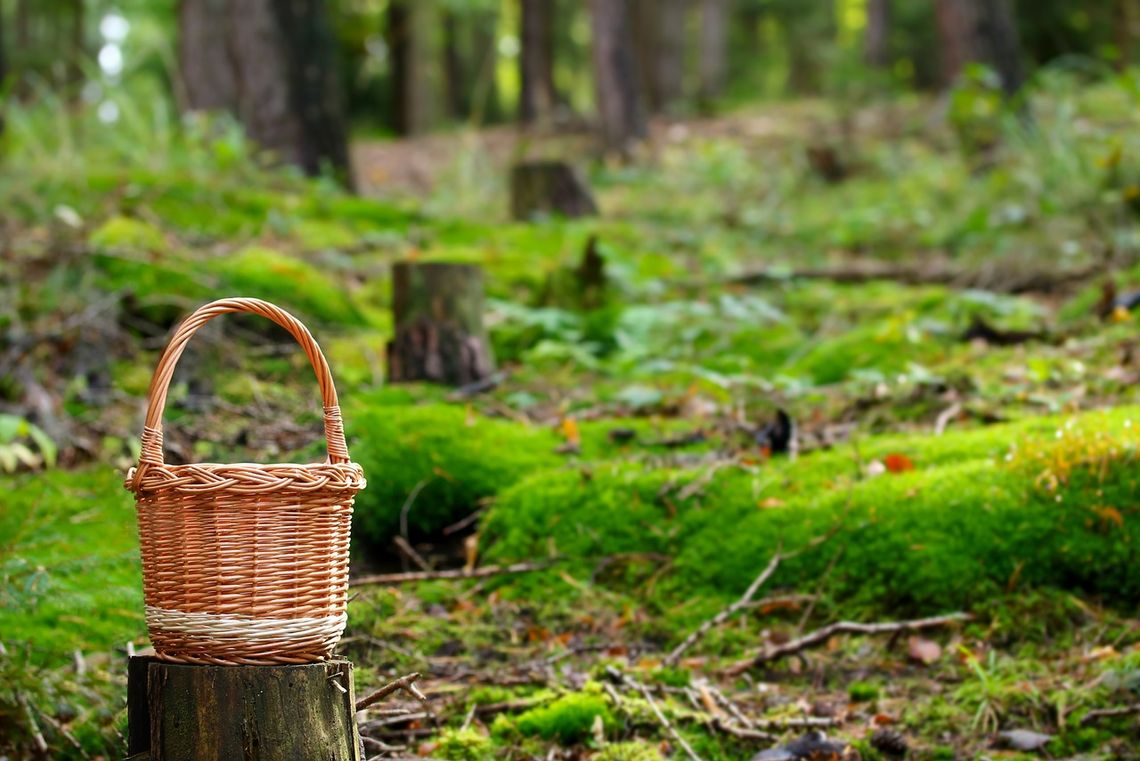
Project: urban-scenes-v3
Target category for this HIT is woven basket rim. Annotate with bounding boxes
[126,461,366,495]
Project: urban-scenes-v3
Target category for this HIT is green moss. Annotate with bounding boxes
[0,468,144,664]
[293,219,360,251]
[484,407,1140,614]
[595,741,665,761]
[434,728,494,761]
[848,681,881,702]
[346,401,561,546]
[209,246,364,325]
[503,689,616,745]
[89,215,167,253]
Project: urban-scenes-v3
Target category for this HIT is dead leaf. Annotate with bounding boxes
[759,497,786,508]
[883,452,915,473]
[907,636,942,665]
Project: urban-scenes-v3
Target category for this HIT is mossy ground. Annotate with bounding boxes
[3,73,1140,758]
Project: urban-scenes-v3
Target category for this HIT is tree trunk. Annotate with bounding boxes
[387,263,495,387]
[442,10,468,120]
[127,656,361,761]
[387,0,436,135]
[698,0,729,102]
[865,0,891,68]
[590,0,646,155]
[633,0,686,114]
[510,161,598,220]
[974,0,1023,95]
[936,0,1022,94]
[520,0,557,125]
[178,0,350,182]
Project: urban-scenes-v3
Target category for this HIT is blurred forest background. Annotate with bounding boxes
[4,2,1140,760]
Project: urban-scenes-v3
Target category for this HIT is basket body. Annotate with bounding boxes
[133,461,364,665]
[125,298,366,665]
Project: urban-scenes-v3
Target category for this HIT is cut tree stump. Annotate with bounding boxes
[127,656,361,761]
[510,161,598,220]
[387,262,495,386]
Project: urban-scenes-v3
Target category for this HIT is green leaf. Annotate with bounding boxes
[0,444,17,472]
[0,414,22,443]
[27,424,57,468]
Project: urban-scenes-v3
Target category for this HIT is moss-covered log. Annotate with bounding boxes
[387,262,495,386]
[127,657,361,761]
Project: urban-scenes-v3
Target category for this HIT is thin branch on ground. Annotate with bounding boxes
[393,535,432,572]
[398,479,432,542]
[351,560,555,587]
[356,672,429,713]
[663,549,782,667]
[1080,703,1140,725]
[606,667,703,761]
[934,402,963,436]
[724,612,971,675]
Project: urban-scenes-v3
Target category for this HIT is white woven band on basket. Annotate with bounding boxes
[146,606,347,650]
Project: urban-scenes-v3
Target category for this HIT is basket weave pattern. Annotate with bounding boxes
[125,298,366,665]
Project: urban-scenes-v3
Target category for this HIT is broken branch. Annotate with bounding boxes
[663,550,782,667]
[350,560,554,587]
[355,672,429,713]
[725,612,970,675]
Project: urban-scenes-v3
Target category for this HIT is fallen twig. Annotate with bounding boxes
[351,560,554,587]
[393,536,431,572]
[725,612,970,675]
[607,667,703,761]
[1080,703,1140,725]
[356,672,429,713]
[664,550,782,667]
[934,402,963,436]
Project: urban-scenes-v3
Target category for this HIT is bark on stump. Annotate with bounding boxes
[387,262,495,386]
[510,162,598,221]
[126,656,361,761]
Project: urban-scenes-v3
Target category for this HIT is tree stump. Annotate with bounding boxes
[387,262,495,386]
[127,656,361,761]
[510,161,598,220]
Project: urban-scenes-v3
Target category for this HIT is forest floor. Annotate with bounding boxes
[2,70,1140,759]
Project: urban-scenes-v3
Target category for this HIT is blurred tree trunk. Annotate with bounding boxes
[1115,0,1136,71]
[935,0,1023,94]
[178,0,351,183]
[470,11,501,123]
[633,0,686,114]
[865,0,891,68]
[387,0,436,134]
[698,0,729,102]
[520,0,557,124]
[67,0,84,87]
[442,10,467,120]
[590,0,646,155]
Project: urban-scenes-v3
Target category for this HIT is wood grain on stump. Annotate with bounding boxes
[127,656,361,761]
[387,262,495,386]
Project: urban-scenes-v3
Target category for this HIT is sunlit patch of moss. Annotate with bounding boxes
[293,219,359,251]
[89,215,167,254]
[499,687,616,745]
[595,741,665,761]
[210,246,365,325]
[433,727,494,761]
[485,406,1140,614]
[848,681,881,702]
[346,401,561,547]
[323,332,387,390]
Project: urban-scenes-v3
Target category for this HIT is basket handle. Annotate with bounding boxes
[131,298,350,490]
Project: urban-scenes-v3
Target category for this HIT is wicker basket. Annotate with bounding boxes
[125,298,366,665]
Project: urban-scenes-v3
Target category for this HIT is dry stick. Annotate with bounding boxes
[663,550,782,667]
[16,693,47,754]
[1080,703,1140,725]
[607,668,703,761]
[724,612,971,676]
[934,401,963,436]
[351,560,554,587]
[393,535,431,572]
[356,672,429,713]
